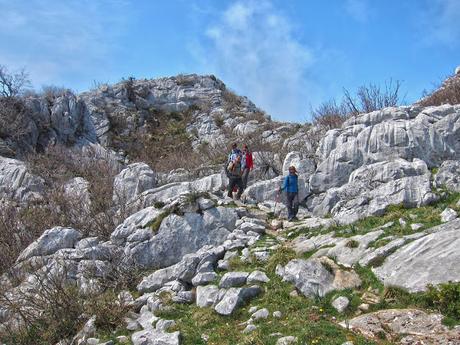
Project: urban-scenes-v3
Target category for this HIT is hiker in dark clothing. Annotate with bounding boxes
[241,144,254,190]
[279,166,299,221]
[225,143,242,178]
[227,155,244,199]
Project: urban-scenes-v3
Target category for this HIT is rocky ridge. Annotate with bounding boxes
[1,73,460,344]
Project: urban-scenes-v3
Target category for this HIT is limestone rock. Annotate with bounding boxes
[440,207,457,223]
[247,271,270,284]
[276,336,298,345]
[214,286,262,315]
[0,156,44,203]
[113,163,156,204]
[342,308,460,345]
[373,220,460,292]
[331,296,350,313]
[131,329,180,345]
[435,160,460,192]
[17,227,82,262]
[282,151,316,177]
[276,258,361,298]
[219,272,249,288]
[196,285,221,308]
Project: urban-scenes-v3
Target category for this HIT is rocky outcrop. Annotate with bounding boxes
[373,219,460,292]
[307,104,460,223]
[342,309,460,344]
[309,158,438,224]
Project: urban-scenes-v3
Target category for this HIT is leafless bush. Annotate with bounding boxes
[0,261,131,345]
[312,99,349,130]
[311,79,403,129]
[418,75,460,107]
[0,97,30,141]
[41,85,72,105]
[343,79,403,115]
[0,145,123,274]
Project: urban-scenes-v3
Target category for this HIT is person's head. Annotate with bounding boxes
[288,166,297,175]
[242,144,248,152]
[232,143,238,151]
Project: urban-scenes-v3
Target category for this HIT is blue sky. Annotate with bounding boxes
[1,0,459,122]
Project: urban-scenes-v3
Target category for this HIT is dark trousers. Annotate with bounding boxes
[241,168,250,189]
[286,192,299,219]
[228,176,243,197]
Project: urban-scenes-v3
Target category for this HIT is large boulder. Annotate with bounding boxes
[113,163,156,204]
[123,206,237,269]
[373,219,460,292]
[0,156,44,203]
[276,258,361,298]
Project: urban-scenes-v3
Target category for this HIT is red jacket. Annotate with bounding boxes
[243,152,254,170]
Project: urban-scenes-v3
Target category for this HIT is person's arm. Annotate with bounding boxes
[248,153,254,170]
[279,176,288,191]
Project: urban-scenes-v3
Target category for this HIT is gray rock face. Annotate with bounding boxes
[125,207,236,269]
[373,219,460,292]
[309,159,438,224]
[0,156,44,203]
[282,151,316,177]
[113,163,156,204]
[435,160,460,192]
[277,258,361,298]
[342,308,460,345]
[214,286,262,315]
[308,105,460,223]
[17,227,82,262]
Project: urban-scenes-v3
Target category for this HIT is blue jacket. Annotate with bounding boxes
[281,174,298,193]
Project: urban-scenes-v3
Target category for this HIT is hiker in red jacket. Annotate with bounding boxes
[241,144,254,190]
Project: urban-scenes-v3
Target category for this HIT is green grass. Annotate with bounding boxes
[290,192,460,242]
[155,252,380,345]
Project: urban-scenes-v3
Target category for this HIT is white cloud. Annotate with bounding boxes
[344,0,370,23]
[193,0,317,121]
[422,0,460,48]
[0,0,131,89]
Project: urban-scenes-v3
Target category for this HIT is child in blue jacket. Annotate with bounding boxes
[279,166,299,221]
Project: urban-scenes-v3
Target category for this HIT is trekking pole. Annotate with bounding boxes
[273,190,281,217]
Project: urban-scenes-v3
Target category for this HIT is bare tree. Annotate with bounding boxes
[0,65,31,98]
